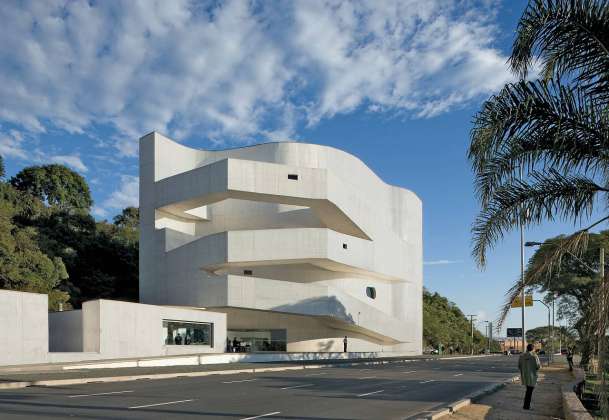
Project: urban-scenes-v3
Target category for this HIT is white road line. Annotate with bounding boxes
[69,390,134,398]
[305,372,326,376]
[358,376,376,379]
[357,389,384,397]
[359,368,372,371]
[419,380,435,384]
[241,412,281,420]
[453,373,463,377]
[281,384,314,390]
[129,399,194,409]
[403,370,417,374]
[222,379,258,384]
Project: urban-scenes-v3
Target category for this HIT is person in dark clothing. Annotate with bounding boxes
[226,338,232,353]
[232,337,239,352]
[174,333,183,345]
[567,348,574,371]
[343,336,348,353]
[519,343,541,410]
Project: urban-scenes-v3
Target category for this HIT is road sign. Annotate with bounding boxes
[507,328,523,337]
[510,294,533,308]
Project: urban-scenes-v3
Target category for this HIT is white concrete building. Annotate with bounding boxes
[140,132,422,354]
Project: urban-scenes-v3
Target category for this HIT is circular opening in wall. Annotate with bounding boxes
[366,286,376,299]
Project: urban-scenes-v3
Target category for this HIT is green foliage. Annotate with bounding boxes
[0,162,139,309]
[423,289,494,352]
[10,164,93,210]
[525,230,609,363]
[526,325,576,350]
[0,155,4,178]
[0,183,69,310]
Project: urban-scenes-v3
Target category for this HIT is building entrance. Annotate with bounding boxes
[227,329,286,352]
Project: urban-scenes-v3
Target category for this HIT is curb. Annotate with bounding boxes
[417,375,519,419]
[0,354,497,391]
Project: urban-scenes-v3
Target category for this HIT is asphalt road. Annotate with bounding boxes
[0,355,521,420]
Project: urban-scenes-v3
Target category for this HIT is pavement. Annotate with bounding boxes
[0,355,523,419]
[452,362,572,420]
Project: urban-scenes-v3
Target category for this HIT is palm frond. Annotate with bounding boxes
[472,170,607,267]
[510,0,609,101]
[469,80,608,192]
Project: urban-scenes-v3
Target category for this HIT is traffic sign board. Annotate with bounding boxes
[511,295,533,308]
[507,328,523,337]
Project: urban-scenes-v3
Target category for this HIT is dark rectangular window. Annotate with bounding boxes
[163,320,213,346]
[343,243,348,249]
[243,269,253,276]
[288,174,298,180]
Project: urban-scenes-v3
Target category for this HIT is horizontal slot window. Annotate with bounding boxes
[287,174,298,180]
[163,320,213,346]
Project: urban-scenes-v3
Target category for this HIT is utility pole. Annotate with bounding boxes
[519,165,526,353]
[599,248,604,360]
[467,315,477,355]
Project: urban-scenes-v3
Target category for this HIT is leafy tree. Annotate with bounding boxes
[423,289,497,353]
[0,155,4,178]
[0,183,69,309]
[10,164,93,210]
[113,207,139,229]
[526,325,576,351]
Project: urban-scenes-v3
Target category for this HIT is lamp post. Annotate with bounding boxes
[534,299,552,366]
[483,320,490,353]
[467,315,477,355]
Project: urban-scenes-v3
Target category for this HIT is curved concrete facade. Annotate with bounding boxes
[139,132,422,354]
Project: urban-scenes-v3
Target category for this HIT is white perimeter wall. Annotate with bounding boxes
[0,290,48,365]
[83,300,227,358]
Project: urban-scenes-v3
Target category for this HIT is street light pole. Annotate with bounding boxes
[520,166,526,353]
[534,299,551,367]
[467,315,477,355]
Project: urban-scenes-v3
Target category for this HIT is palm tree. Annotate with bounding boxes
[469,1,609,411]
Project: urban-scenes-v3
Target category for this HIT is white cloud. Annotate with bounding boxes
[0,0,512,155]
[424,259,463,266]
[0,130,27,159]
[101,175,139,211]
[49,154,87,173]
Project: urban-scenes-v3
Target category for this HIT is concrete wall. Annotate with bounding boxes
[49,310,83,352]
[83,300,227,358]
[0,290,48,365]
[140,131,423,354]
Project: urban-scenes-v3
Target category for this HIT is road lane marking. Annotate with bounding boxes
[358,376,376,379]
[222,379,258,384]
[305,372,326,376]
[403,370,417,374]
[359,368,372,371]
[281,384,314,390]
[419,380,435,384]
[453,373,463,377]
[69,390,134,398]
[129,399,194,409]
[241,412,281,420]
[357,389,384,397]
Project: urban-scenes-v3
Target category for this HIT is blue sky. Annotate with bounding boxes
[0,0,588,336]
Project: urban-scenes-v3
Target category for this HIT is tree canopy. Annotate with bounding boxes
[0,156,138,309]
[10,164,93,210]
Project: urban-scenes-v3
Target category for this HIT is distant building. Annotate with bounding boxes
[139,132,423,353]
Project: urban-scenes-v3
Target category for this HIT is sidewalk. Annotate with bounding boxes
[451,363,572,419]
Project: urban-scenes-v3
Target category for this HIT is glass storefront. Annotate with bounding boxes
[163,320,213,346]
[227,329,287,352]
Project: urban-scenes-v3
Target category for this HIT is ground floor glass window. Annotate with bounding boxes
[227,329,286,352]
[163,320,213,346]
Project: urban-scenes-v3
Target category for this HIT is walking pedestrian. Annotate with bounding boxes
[566,348,574,371]
[518,343,541,410]
[343,336,348,353]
